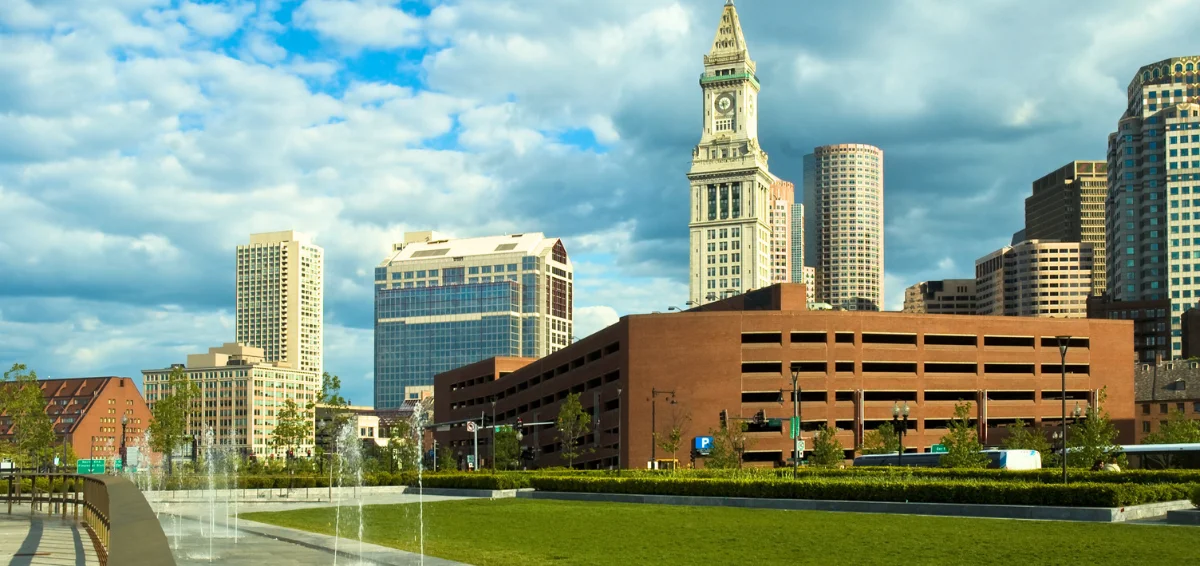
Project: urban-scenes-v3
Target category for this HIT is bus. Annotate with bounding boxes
[852,449,1042,470]
[1103,443,1200,470]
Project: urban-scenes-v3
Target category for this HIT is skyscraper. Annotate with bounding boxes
[687,1,792,305]
[1025,160,1108,296]
[1106,56,1200,357]
[769,180,794,284]
[790,201,805,283]
[235,230,324,375]
[804,144,885,311]
[373,231,573,409]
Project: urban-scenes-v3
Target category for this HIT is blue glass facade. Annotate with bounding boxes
[374,281,523,409]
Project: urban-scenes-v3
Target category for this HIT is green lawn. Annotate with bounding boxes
[242,499,1200,566]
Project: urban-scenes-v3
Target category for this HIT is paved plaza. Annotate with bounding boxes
[151,492,471,566]
[0,506,99,566]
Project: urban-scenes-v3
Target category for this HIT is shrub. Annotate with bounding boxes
[526,475,1195,508]
[1192,484,1200,508]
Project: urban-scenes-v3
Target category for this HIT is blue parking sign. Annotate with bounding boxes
[693,436,714,452]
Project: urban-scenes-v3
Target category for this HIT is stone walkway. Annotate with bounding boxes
[0,506,99,566]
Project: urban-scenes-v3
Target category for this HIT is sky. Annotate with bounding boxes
[1,0,1197,405]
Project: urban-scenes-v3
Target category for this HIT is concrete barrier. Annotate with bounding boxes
[517,491,1195,523]
[1166,508,1200,525]
[143,485,522,504]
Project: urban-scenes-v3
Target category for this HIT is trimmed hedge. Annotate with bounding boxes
[526,476,1195,508]
[1193,484,1200,507]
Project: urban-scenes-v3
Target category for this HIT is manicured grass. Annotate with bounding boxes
[242,499,1200,565]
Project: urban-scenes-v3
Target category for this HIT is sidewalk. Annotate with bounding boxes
[0,505,99,566]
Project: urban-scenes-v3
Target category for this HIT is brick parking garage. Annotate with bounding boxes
[434,284,1135,469]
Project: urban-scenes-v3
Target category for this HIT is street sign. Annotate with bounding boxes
[693,436,714,454]
[495,425,512,433]
[466,421,477,433]
[931,444,947,453]
[114,458,123,471]
[798,440,806,453]
[768,418,782,427]
[790,417,800,439]
[76,459,106,474]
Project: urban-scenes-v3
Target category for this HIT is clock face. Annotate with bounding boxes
[714,92,735,114]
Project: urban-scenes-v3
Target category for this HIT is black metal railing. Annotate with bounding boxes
[2,469,174,565]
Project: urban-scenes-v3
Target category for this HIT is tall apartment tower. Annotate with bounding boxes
[790,202,805,283]
[769,180,794,284]
[1025,161,1108,296]
[235,230,324,375]
[687,2,790,305]
[975,240,1094,317]
[803,144,885,311]
[1106,56,1200,357]
[373,231,573,409]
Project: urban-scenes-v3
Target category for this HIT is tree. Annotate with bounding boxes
[493,428,521,470]
[810,425,845,468]
[271,398,310,465]
[1066,388,1125,469]
[1144,409,1200,445]
[1001,418,1053,467]
[556,392,592,468]
[860,421,901,455]
[2,363,55,469]
[940,401,988,469]
[147,365,201,475]
[655,410,691,467]
[436,448,459,472]
[705,421,753,469]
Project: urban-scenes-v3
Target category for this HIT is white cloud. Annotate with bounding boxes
[573,305,620,338]
[179,1,252,39]
[293,0,424,51]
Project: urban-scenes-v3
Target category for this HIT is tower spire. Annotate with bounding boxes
[708,0,749,63]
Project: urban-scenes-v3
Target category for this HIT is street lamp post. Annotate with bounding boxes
[650,388,676,468]
[892,401,910,467]
[1056,335,1071,484]
[789,368,803,479]
[120,414,128,469]
[490,398,497,470]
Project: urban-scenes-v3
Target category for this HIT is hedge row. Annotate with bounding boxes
[508,467,1200,485]
[526,476,1195,508]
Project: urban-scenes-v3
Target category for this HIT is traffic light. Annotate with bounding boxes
[483,414,493,426]
[753,410,765,426]
[719,410,728,429]
[516,417,523,430]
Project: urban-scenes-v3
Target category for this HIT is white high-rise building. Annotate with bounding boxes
[235,230,324,375]
[803,144,885,311]
[769,180,794,284]
[687,1,791,305]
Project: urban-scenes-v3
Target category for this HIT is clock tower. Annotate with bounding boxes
[687,0,779,305]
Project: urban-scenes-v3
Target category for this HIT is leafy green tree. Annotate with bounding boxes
[655,410,690,467]
[271,398,311,465]
[435,447,459,472]
[147,365,201,475]
[860,421,901,455]
[2,363,55,468]
[556,392,592,468]
[493,428,521,470]
[810,425,845,468]
[1002,418,1053,467]
[705,421,753,469]
[1066,388,1125,469]
[1144,409,1200,444]
[940,401,988,469]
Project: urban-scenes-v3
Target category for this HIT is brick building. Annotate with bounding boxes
[0,376,152,462]
[434,284,1135,470]
[1134,361,1200,442]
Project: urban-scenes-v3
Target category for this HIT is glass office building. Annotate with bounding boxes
[373,231,573,409]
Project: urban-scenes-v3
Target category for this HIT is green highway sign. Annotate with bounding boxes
[75,459,106,474]
[789,417,800,439]
[931,444,947,453]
